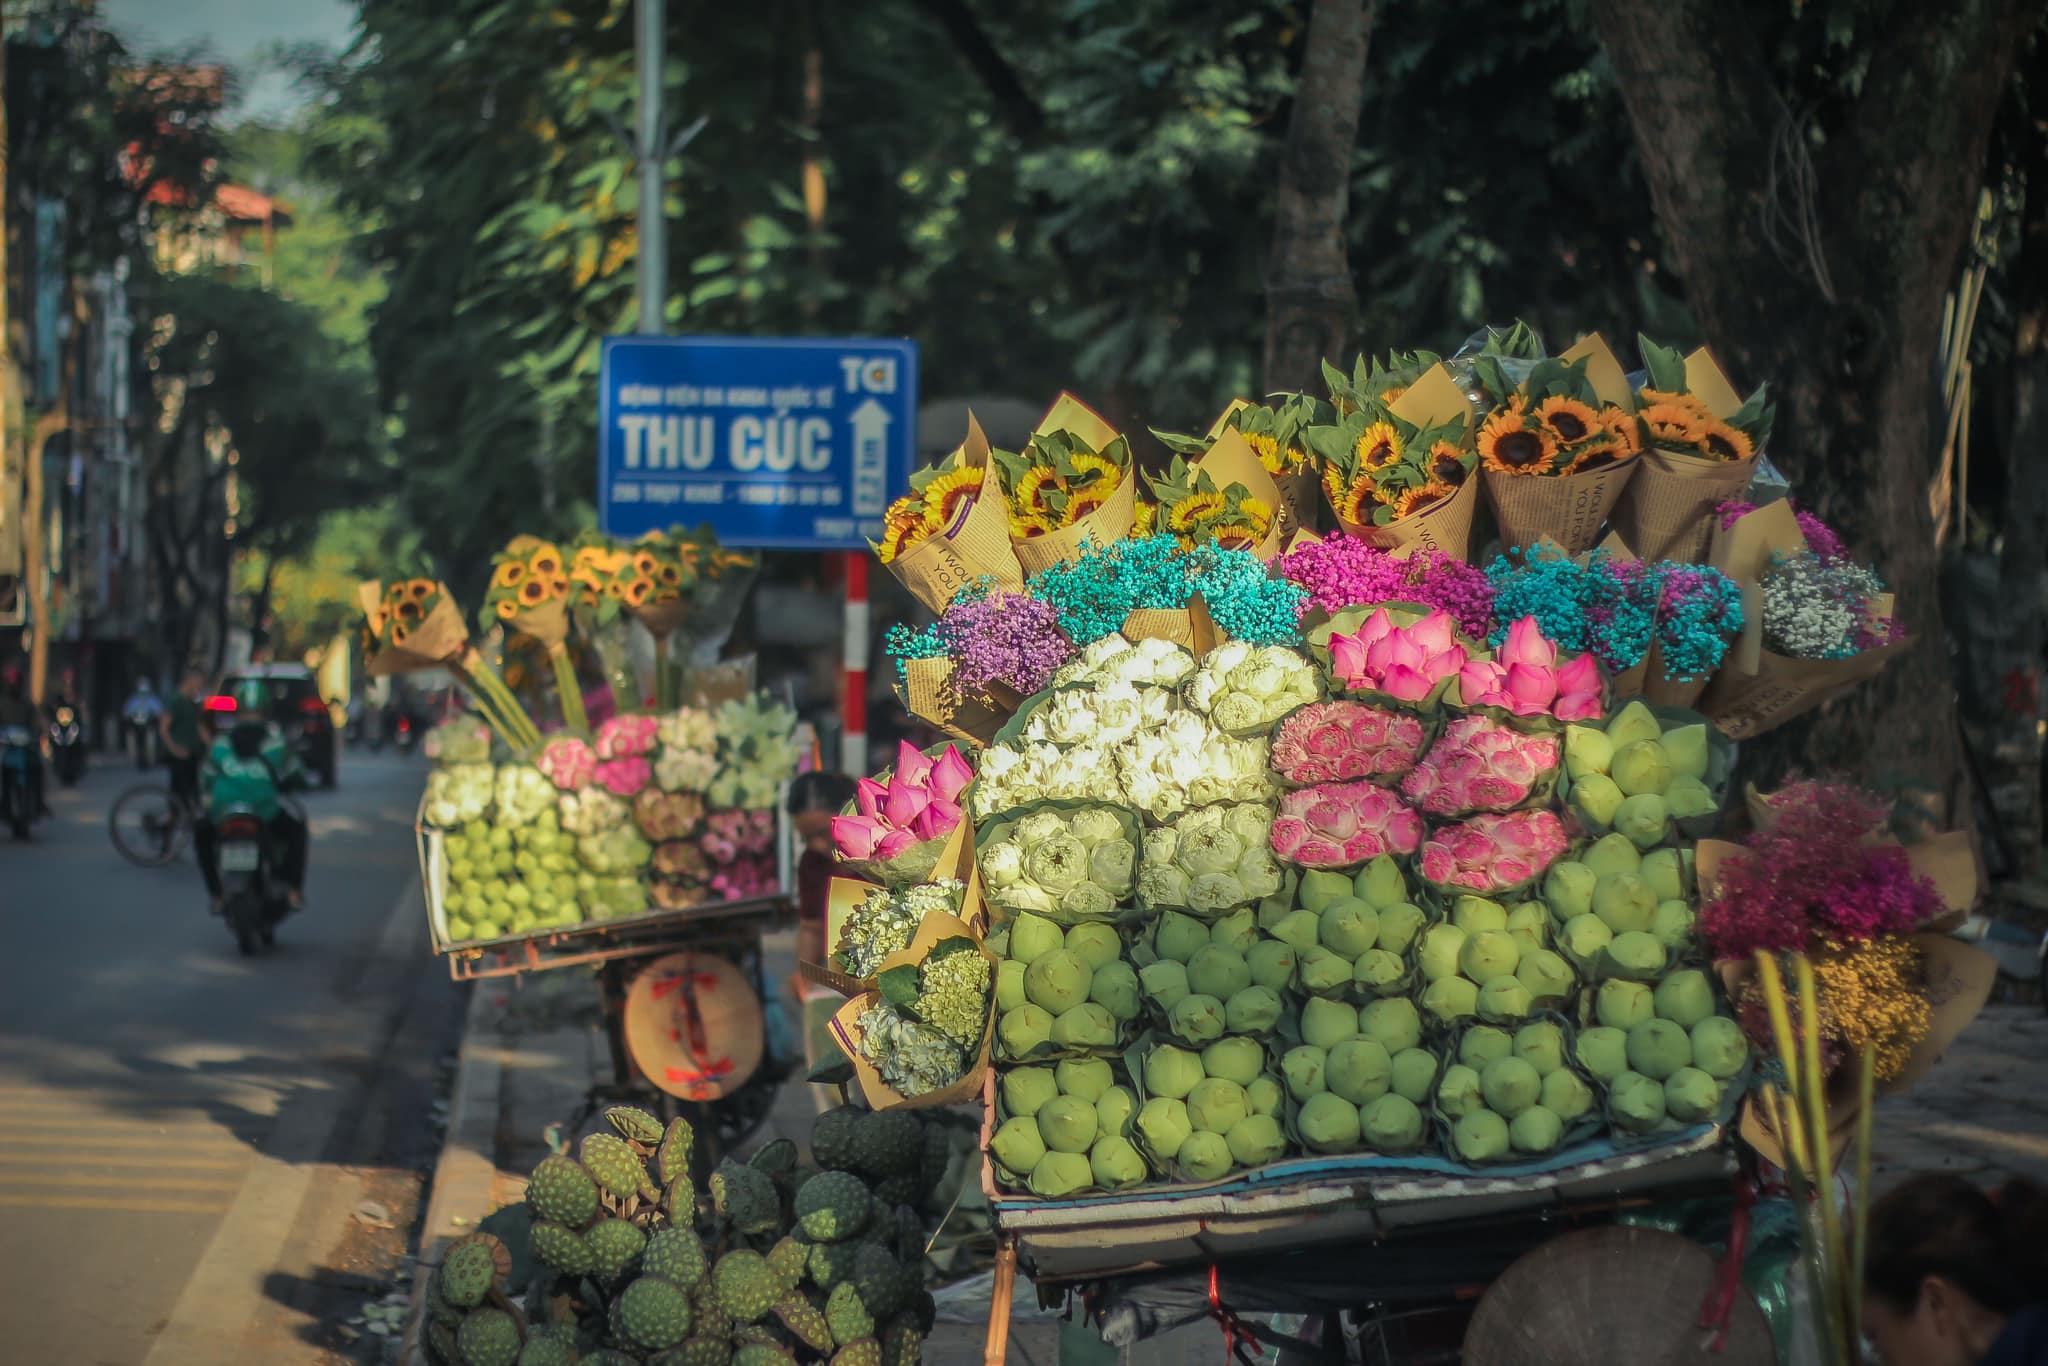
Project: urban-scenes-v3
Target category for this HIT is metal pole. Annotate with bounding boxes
[636,0,666,336]
[841,552,867,777]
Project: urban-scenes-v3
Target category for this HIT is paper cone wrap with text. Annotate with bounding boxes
[1610,345,1763,564]
[1329,364,1481,561]
[1480,336,1640,554]
[1008,394,1139,577]
[882,413,1026,614]
[899,656,1017,748]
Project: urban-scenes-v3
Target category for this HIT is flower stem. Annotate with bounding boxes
[550,644,588,735]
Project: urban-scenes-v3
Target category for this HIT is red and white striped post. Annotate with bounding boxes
[841,551,868,776]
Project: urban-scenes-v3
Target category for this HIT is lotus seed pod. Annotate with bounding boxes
[1480,1057,1543,1118]
[1564,724,1615,779]
[1581,833,1643,880]
[1592,873,1658,934]
[1176,1130,1234,1182]
[1208,908,1259,954]
[1610,739,1674,798]
[1298,946,1355,996]
[1625,1018,1693,1081]
[1167,994,1226,1046]
[1055,1058,1115,1104]
[1062,922,1122,972]
[1478,976,1535,1023]
[1690,1016,1750,1080]
[1610,1071,1668,1133]
[1654,970,1716,1029]
[1225,1114,1286,1166]
[1247,1073,1284,1117]
[1516,948,1576,1001]
[1602,931,1668,982]
[1155,911,1211,963]
[1664,1067,1721,1123]
[1245,939,1297,991]
[1461,930,1523,984]
[1513,1021,1566,1076]
[1270,910,1324,955]
[1376,1049,1432,1108]
[1361,1093,1426,1152]
[994,959,1030,1014]
[1326,1038,1394,1105]
[1615,794,1672,850]
[1089,1134,1149,1189]
[1664,776,1717,821]
[1002,1067,1060,1118]
[1451,896,1510,936]
[1452,1109,1511,1163]
[1437,1063,1484,1118]
[1298,1090,1363,1152]
[998,1004,1054,1057]
[1596,979,1656,1031]
[990,1116,1047,1177]
[1421,975,1480,1024]
[1509,1104,1565,1154]
[1319,900,1381,958]
[1282,1044,1329,1100]
[1356,855,1409,910]
[1575,1025,1630,1082]
[1026,1150,1094,1197]
[1037,1095,1100,1155]
[1202,1037,1266,1087]
[1353,949,1407,992]
[1224,985,1284,1035]
[1299,870,1354,913]
[1136,1096,1193,1160]
[1460,1025,1513,1068]
[1572,773,1625,830]
[1096,1084,1138,1137]
[1089,960,1143,1022]
[1140,959,1192,1011]
[1051,1003,1119,1050]
[1187,945,1252,1000]
[1300,996,1362,1050]
[1639,848,1688,902]
[1374,901,1428,954]
[1008,912,1066,964]
[1651,900,1696,953]
[1540,1067,1595,1121]
[1559,913,1614,970]
[1145,1044,1206,1099]
[1605,700,1663,749]
[1543,861,1597,922]
[1505,902,1550,950]
[1024,950,1093,1015]
[1418,923,1469,983]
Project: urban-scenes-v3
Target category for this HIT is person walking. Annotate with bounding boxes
[161,669,208,812]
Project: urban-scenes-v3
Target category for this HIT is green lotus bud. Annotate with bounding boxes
[1356,855,1409,910]
[1593,873,1657,934]
[1297,1091,1362,1152]
[1168,994,1226,1046]
[1691,1016,1750,1080]
[1453,1109,1511,1163]
[1602,931,1668,981]
[1004,912,1062,964]
[1517,948,1577,1001]
[1582,833,1643,880]
[1089,960,1143,1022]
[1559,913,1613,970]
[1540,1067,1595,1121]
[1320,899,1381,958]
[1144,1044,1206,1100]
[998,1004,1054,1057]
[1282,1044,1328,1101]
[1002,1066,1060,1118]
[1035,1095,1099,1154]
[1451,896,1509,935]
[1135,1096,1192,1160]
[1664,1067,1720,1123]
[1299,870,1353,913]
[1625,1018,1693,1081]
[1360,998,1423,1053]
[1421,975,1479,1024]
[1226,1114,1286,1166]
[1224,985,1284,1036]
[1063,922,1123,972]
[1353,949,1407,992]
[1056,1058,1115,1104]
[1513,1021,1566,1076]
[1187,945,1252,1000]
[1299,946,1353,996]
[1655,719,1706,775]
[1610,1071,1668,1133]
[1202,1037,1266,1087]
[1543,861,1597,922]
[1208,907,1258,954]
[1027,1150,1094,1197]
[1478,976,1535,1022]
[1610,739,1673,798]
[1186,1077,1250,1135]
[1654,970,1715,1029]
[996,959,1029,1012]
[1025,949,1093,1015]
[1596,979,1656,1031]
[1572,773,1625,830]
[1361,1094,1426,1152]
[1326,1038,1393,1105]
[1615,793,1671,850]
[1652,900,1696,953]
[1564,723,1616,780]
[1140,959,1191,1011]
[1051,1002,1119,1050]
[1388,1048,1438,1106]
[1460,1025,1513,1068]
[1480,1057,1542,1118]
[1270,909,1323,955]
[1375,901,1428,955]
[1176,1130,1233,1182]
[1640,848,1688,901]
[1300,996,1360,1050]
[1461,930,1522,984]
[1418,923,1469,983]
[1255,889,1293,932]
[1155,911,1210,963]
[1089,1134,1148,1188]
[1575,1025,1629,1082]
[1246,939,1297,991]
[991,1115,1047,1176]
[1509,1104,1565,1154]
[1097,1085,1138,1137]
[1437,1063,1484,1119]
[1605,700,1663,749]
[1664,775,1717,821]
[1505,902,1550,950]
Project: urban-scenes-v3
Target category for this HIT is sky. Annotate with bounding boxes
[101,0,357,122]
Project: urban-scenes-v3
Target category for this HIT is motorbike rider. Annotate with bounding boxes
[123,678,164,765]
[193,716,309,915]
[160,668,207,811]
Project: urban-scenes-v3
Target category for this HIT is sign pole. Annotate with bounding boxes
[636,0,665,336]
[841,551,867,777]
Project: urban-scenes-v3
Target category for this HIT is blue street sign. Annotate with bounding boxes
[598,335,917,549]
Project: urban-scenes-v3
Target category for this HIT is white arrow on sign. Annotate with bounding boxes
[849,398,891,516]
[851,398,892,444]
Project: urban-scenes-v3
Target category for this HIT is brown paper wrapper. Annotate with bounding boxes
[359,581,471,677]
[883,414,1027,614]
[1710,499,1800,676]
[1610,447,1756,566]
[1482,459,1638,555]
[829,911,995,1111]
[508,595,571,650]
[1606,657,1650,700]
[628,599,693,639]
[1697,635,1911,742]
[1122,594,1221,654]
[1271,466,1319,540]
[1331,472,1480,562]
[1191,429,1290,561]
[1559,333,1638,412]
[1010,470,1138,578]
[1639,637,1711,710]
[898,657,1016,748]
[1279,527,1325,557]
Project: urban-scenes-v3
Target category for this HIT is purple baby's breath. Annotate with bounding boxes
[936,590,1074,697]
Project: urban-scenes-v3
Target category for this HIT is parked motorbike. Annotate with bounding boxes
[48,704,85,786]
[0,726,43,839]
[392,710,417,754]
[216,805,290,956]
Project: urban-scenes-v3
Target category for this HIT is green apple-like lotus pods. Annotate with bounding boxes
[1559,914,1614,969]
[1615,794,1672,850]
[1541,1067,1595,1121]
[1247,1075,1283,1118]
[1226,1114,1286,1166]
[1090,960,1142,1021]
[1375,901,1428,954]
[999,1004,1054,1056]
[1356,855,1409,909]
[1603,931,1668,981]
[1097,1085,1138,1136]
[1460,1025,1513,1068]
[1543,861,1597,922]
[1025,949,1093,1015]
[1582,834,1643,880]
[1246,939,1297,991]
[1639,848,1688,901]
[1003,1067,1060,1117]
[1506,902,1550,950]
[1360,998,1424,1053]
[1517,948,1577,1000]
[1297,946,1354,996]
[1390,1048,1438,1104]
[1140,959,1191,1011]
[1176,1131,1233,1182]
[1575,1026,1630,1082]
[1461,930,1523,983]
[1282,1045,1328,1100]
[996,960,1029,1012]
[1300,996,1361,1050]
[1663,722,1710,780]
[1421,976,1480,1024]
[1571,773,1625,830]
[1009,912,1066,964]
[1353,949,1407,992]
[1593,873,1658,934]
[1417,923,1468,983]
[1299,869,1353,912]
[1596,979,1656,1030]
[1145,1044,1206,1100]
[990,1116,1047,1176]
[1513,1022,1565,1075]
[1187,945,1252,999]
[1606,700,1664,749]
[1610,739,1673,797]
[1510,1104,1565,1154]
[1270,910,1324,956]
[1625,1018,1693,1081]
[1480,1057,1543,1118]
[1168,994,1225,1045]
[1652,900,1696,952]
[1564,724,1615,779]
[1298,1091,1362,1152]
[1691,1017,1750,1080]
[1027,1150,1093,1197]
[1202,1037,1266,1087]
[1224,985,1283,1035]
[1055,1058,1114,1103]
[1478,976,1535,1022]
[1664,1067,1720,1122]
[1664,776,1718,821]
[1610,1071,1668,1133]
[1451,896,1509,935]
[1155,912,1210,964]
[1036,1096,1099,1154]
[1063,922,1122,971]
[1091,1134,1148,1188]
[1051,1003,1118,1049]
[1320,899,1381,957]
[1654,970,1716,1029]
[1453,1109,1511,1162]
[1186,1078,1250,1135]
[1209,908,1258,954]
[1436,1064,1484,1118]
[1361,1094,1426,1151]
[1326,1038,1393,1104]
[1135,1096,1192,1160]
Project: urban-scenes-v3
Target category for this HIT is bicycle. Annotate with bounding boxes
[109,782,197,867]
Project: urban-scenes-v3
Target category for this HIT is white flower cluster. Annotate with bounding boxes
[655,706,719,792]
[1052,635,1198,689]
[1137,802,1286,914]
[709,693,801,809]
[424,762,495,828]
[492,764,557,828]
[979,806,1136,921]
[856,1002,964,1098]
[1182,641,1322,734]
[558,785,630,838]
[835,878,965,978]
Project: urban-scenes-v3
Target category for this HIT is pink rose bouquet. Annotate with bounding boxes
[537,735,597,792]
[1419,808,1571,893]
[593,755,652,797]
[594,712,660,760]
[1456,617,1603,722]
[1269,700,1429,786]
[1399,714,1560,817]
[1269,780,1427,869]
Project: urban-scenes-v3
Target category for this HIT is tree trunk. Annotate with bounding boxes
[1589,0,2047,828]
[1263,0,1374,397]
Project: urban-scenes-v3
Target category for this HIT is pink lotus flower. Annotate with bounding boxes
[537,736,597,791]
[1270,779,1426,869]
[1326,609,1466,703]
[832,741,975,863]
[595,713,660,760]
[1400,715,1560,816]
[1270,700,1429,786]
[1457,617,1604,721]
[1418,809,1570,892]
[594,756,652,797]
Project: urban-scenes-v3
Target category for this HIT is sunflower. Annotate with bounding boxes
[1245,431,1281,473]
[1478,404,1558,476]
[492,560,528,590]
[877,518,921,563]
[1394,483,1453,519]
[1694,418,1755,462]
[396,598,424,623]
[527,543,563,577]
[1133,502,1158,536]
[1013,466,1063,516]
[1599,406,1644,455]
[391,623,410,648]
[1061,488,1107,526]
[1379,386,1408,406]
[1355,420,1405,473]
[1638,388,1713,421]
[1566,438,1627,474]
[1011,511,1054,538]
[1337,479,1381,528]
[1426,440,1471,487]
[1238,495,1274,531]
[657,563,683,586]
[604,580,627,599]
[548,574,570,597]
[1641,402,1707,448]
[1068,452,1122,485]
[653,588,681,604]
[406,578,437,600]
[1167,491,1225,532]
[518,577,550,606]
[625,577,654,606]
[1535,396,1599,444]
[632,550,658,577]
[921,466,982,531]
[1322,463,1349,512]
[495,598,519,621]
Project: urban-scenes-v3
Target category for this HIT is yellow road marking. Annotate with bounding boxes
[0,1173,242,1191]
[0,1193,230,1214]
[0,1153,245,1170]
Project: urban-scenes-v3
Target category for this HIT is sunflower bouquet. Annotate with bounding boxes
[995,394,1139,574]
[622,529,701,708]
[874,415,1025,613]
[483,535,586,733]
[1309,404,1469,532]
[1143,455,1278,555]
[1155,394,1330,536]
[1472,336,1643,553]
[357,577,538,752]
[1609,337,1777,564]
[1322,348,1442,417]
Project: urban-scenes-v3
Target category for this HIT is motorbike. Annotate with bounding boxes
[1,726,43,839]
[392,710,417,754]
[216,804,291,956]
[48,704,85,786]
